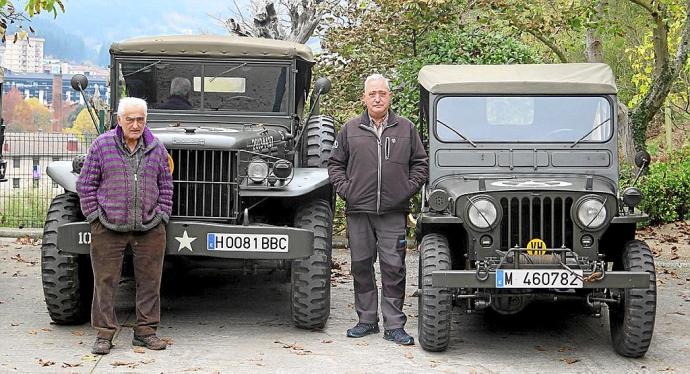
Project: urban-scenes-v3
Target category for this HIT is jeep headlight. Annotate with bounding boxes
[467,197,498,230]
[247,159,269,183]
[575,196,607,229]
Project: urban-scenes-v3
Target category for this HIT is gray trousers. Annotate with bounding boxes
[347,212,407,330]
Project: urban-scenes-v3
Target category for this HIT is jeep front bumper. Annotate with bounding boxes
[432,270,651,289]
[57,220,314,260]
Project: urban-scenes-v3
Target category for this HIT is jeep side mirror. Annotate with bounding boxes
[70,74,89,91]
[634,150,651,169]
[314,77,331,95]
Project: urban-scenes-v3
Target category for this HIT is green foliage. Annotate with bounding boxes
[628,146,690,224]
[394,28,538,128]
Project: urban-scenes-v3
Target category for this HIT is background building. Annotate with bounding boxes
[0,34,45,73]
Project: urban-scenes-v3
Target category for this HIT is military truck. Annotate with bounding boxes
[415,64,656,357]
[41,35,335,329]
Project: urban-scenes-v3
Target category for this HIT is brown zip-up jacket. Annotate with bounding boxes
[327,110,429,214]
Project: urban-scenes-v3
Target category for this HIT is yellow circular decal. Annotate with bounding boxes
[526,238,547,255]
[167,154,175,174]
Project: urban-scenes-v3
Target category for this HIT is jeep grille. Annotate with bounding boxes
[499,196,574,249]
[169,149,237,220]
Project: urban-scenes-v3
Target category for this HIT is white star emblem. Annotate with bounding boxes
[175,230,196,252]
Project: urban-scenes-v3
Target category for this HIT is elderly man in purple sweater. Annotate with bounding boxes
[77,97,173,355]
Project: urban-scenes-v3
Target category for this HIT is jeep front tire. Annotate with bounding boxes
[418,233,453,351]
[609,239,656,357]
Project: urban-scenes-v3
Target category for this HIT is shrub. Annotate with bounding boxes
[632,146,690,224]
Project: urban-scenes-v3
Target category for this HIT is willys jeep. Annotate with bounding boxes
[415,64,656,357]
[41,35,335,329]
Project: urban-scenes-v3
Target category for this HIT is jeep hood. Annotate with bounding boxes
[435,174,617,199]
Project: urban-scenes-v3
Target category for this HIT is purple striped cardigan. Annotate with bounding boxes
[77,126,173,232]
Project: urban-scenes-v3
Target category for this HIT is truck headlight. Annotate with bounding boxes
[575,196,607,229]
[247,159,269,183]
[467,197,498,230]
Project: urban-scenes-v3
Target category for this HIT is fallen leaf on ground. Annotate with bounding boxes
[133,347,146,354]
[10,323,19,326]
[80,354,99,362]
[111,361,135,367]
[356,342,369,347]
[161,337,174,345]
[41,328,52,332]
[558,346,573,352]
[38,359,55,367]
[321,340,333,343]
[404,352,414,360]
[561,357,580,364]
[28,330,37,335]
[62,362,81,368]
[72,330,85,336]
[183,368,203,372]
[535,345,547,351]
[668,311,686,316]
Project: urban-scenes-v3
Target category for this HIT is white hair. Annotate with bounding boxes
[364,74,390,91]
[117,97,148,116]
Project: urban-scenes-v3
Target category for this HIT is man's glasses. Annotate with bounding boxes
[123,116,146,124]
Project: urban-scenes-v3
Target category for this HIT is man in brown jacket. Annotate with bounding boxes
[327,74,428,345]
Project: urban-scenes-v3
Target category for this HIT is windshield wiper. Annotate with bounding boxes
[209,63,247,82]
[437,119,476,148]
[123,60,161,78]
[570,117,611,148]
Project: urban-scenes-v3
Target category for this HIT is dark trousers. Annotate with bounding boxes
[346,212,407,330]
[89,220,166,339]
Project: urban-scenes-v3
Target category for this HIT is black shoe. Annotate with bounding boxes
[91,337,113,355]
[346,322,380,338]
[383,328,415,345]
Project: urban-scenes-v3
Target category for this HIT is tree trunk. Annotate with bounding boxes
[618,101,636,163]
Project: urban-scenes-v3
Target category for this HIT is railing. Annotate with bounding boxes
[0,132,96,228]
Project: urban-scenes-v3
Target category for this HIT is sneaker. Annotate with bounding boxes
[346,322,380,338]
[91,337,113,355]
[383,328,415,345]
[132,334,167,350]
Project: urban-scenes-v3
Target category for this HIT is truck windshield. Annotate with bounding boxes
[116,60,290,113]
[435,96,613,143]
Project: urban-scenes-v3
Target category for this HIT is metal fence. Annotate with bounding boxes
[0,132,96,228]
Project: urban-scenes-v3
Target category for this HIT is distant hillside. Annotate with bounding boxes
[5,19,104,66]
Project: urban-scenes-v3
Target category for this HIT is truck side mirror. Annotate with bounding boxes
[314,77,331,95]
[71,74,89,91]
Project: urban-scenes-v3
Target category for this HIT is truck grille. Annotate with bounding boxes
[169,149,236,220]
[499,196,574,249]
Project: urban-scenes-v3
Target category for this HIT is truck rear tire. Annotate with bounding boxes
[41,192,92,324]
[291,199,332,329]
[301,115,335,168]
[609,239,656,358]
[418,233,452,352]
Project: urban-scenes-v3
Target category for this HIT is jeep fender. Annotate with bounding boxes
[47,161,78,193]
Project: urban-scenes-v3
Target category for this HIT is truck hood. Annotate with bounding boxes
[149,126,289,151]
[435,174,617,199]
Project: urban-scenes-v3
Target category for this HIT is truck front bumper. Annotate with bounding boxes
[57,220,314,260]
[432,270,651,289]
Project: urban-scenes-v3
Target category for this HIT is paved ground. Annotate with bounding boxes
[0,232,689,373]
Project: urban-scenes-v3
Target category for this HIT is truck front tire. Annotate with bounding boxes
[41,192,92,324]
[291,199,333,329]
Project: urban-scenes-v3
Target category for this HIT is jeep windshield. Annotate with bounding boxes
[115,59,290,114]
[435,96,613,143]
